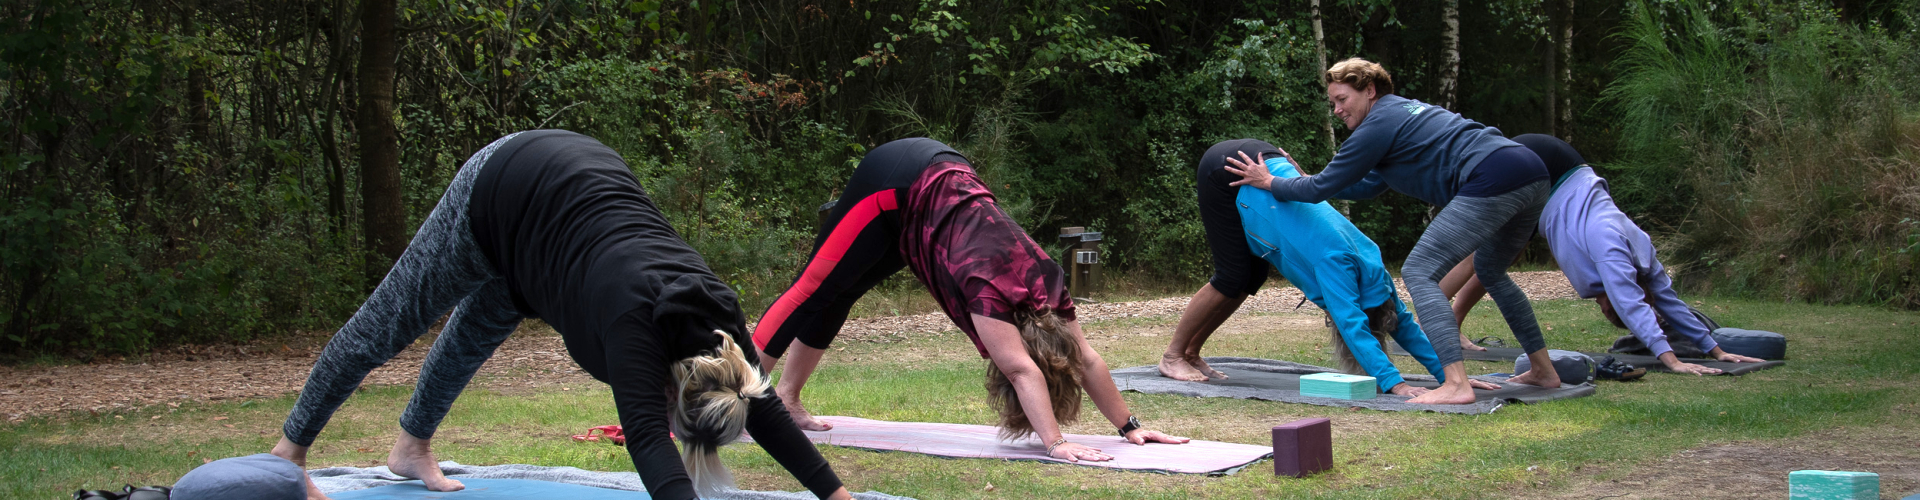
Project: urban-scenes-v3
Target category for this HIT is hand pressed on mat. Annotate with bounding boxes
[1050,441,1112,462]
[1124,428,1191,446]
[1712,348,1764,364]
[1388,383,1430,397]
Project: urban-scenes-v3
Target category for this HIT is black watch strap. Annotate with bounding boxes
[1117,415,1142,437]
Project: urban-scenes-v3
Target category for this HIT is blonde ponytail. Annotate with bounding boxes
[671,330,770,497]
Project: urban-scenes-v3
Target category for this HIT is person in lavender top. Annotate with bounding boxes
[1526,134,1764,373]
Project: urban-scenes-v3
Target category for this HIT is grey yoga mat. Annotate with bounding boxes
[307,462,915,500]
[1389,345,1785,375]
[1111,357,1595,415]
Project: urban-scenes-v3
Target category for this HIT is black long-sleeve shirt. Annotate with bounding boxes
[468,130,841,499]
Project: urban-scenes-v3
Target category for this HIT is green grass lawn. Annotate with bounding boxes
[5,297,1917,499]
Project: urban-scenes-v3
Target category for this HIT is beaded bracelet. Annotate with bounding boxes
[1045,437,1069,455]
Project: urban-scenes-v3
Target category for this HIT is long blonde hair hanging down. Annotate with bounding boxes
[670,330,770,497]
[984,308,1086,441]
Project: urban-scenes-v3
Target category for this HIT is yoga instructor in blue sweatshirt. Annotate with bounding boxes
[1225,58,1560,404]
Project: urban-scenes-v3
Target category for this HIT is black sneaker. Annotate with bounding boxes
[1595,356,1647,382]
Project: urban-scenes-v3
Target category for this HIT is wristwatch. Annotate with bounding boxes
[1117,415,1142,438]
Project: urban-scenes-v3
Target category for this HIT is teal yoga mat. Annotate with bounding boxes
[329,478,647,500]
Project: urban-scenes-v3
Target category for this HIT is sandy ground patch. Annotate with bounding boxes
[1544,424,1920,499]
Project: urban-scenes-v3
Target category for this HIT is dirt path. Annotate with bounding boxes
[0,272,1577,423]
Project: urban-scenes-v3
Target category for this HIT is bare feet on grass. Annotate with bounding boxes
[778,391,833,431]
[1157,353,1209,381]
[389,432,463,492]
[271,437,333,500]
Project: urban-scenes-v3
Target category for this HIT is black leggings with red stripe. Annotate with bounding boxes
[753,146,962,358]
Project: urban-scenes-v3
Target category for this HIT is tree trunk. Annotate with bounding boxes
[357,0,404,284]
[1438,0,1461,110]
[1311,0,1334,154]
[1560,0,1575,143]
[1544,0,1557,136]
[182,0,211,144]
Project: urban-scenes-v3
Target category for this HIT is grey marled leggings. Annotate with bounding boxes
[1402,180,1549,367]
[283,132,525,446]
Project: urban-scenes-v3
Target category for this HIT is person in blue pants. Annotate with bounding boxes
[1235,152,1497,396]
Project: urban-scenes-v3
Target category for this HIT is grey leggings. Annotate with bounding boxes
[1402,180,1549,367]
[282,132,525,446]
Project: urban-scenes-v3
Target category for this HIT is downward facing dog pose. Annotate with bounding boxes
[271,130,851,500]
[1160,139,1499,398]
[753,138,1188,461]
[1446,134,1764,374]
[1225,58,1562,404]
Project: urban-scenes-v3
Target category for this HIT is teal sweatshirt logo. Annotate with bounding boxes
[1402,103,1427,115]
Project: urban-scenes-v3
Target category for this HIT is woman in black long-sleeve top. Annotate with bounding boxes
[269,130,851,500]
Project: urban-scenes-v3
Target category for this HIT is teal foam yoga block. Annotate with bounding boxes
[1300,373,1377,400]
[1790,470,1879,500]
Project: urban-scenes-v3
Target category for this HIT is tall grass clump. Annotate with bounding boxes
[1607,0,1920,308]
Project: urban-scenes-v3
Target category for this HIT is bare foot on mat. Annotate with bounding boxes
[271,437,334,500]
[1188,355,1228,380]
[782,398,833,431]
[1406,383,1477,405]
[1459,334,1488,351]
[1505,369,1564,389]
[389,433,464,492]
[1157,353,1209,381]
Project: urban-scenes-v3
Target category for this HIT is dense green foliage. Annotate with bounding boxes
[2,0,1915,356]
[1606,0,1920,307]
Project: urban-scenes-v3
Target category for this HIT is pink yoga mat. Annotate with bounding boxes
[747,416,1270,475]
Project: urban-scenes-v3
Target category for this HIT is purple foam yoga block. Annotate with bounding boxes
[1273,417,1332,477]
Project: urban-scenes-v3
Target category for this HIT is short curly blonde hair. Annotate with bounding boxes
[1326,58,1395,96]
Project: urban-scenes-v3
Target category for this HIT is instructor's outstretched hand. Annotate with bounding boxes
[1124,428,1190,446]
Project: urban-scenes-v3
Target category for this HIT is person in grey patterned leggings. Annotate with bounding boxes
[267,131,851,500]
[273,132,526,497]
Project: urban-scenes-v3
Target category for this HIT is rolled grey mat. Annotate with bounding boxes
[1513,349,1595,385]
[1711,328,1787,360]
[171,453,305,500]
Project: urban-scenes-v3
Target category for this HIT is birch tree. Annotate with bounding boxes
[1438,0,1461,110]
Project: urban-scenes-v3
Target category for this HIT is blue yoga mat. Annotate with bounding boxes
[329,478,648,499]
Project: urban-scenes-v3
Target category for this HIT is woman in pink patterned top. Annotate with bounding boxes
[753,138,1187,462]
